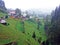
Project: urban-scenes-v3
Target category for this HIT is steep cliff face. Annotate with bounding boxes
[0,0,6,12]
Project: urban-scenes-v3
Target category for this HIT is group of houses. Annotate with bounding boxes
[7,9,34,20]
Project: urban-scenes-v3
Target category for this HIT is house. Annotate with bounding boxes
[8,10,16,16]
[7,9,16,18]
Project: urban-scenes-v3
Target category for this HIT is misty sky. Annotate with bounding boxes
[4,0,60,11]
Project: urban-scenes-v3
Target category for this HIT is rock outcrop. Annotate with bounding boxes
[0,0,7,12]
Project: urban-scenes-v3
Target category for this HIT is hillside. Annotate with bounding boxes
[0,11,7,18]
[0,16,47,45]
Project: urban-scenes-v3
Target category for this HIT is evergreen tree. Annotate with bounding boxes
[45,6,60,45]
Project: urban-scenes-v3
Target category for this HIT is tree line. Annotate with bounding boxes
[45,5,60,45]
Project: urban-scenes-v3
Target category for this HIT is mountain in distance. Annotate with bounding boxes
[25,8,52,16]
[0,0,7,12]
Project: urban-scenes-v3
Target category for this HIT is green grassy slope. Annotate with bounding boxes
[0,17,47,45]
[25,19,47,42]
[0,12,7,17]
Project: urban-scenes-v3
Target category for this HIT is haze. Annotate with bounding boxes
[4,0,60,11]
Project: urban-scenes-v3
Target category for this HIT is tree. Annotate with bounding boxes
[45,6,60,45]
[44,15,51,36]
[15,8,21,16]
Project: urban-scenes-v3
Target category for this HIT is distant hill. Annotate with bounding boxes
[27,9,51,14]
[26,9,51,17]
[0,0,7,13]
[0,0,7,17]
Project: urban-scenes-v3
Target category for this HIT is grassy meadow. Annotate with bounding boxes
[0,13,47,45]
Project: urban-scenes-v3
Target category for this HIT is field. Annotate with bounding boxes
[0,15,47,45]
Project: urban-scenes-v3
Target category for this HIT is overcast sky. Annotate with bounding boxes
[4,0,60,11]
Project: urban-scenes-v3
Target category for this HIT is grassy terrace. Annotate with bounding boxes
[0,17,47,45]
